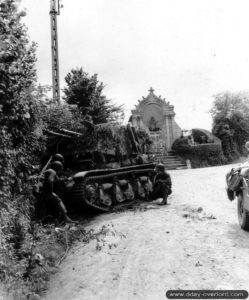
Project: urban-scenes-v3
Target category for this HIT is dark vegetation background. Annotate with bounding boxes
[172,93,249,167]
[0,1,126,298]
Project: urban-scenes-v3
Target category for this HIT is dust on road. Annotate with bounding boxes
[45,164,249,300]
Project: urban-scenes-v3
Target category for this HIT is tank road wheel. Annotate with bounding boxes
[99,184,113,207]
[113,183,125,203]
[85,183,98,204]
[123,182,135,201]
[237,193,249,231]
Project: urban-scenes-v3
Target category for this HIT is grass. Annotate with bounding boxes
[2,212,129,300]
[2,197,157,299]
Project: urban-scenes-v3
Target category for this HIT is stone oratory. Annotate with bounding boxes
[130,88,182,152]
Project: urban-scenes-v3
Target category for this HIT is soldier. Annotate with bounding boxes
[151,163,172,205]
[43,160,73,223]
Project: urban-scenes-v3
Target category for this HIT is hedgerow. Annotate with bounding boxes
[172,137,227,168]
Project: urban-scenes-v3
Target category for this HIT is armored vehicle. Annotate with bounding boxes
[46,123,155,212]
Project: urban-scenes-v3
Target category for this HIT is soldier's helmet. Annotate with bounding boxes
[53,153,64,164]
[156,163,165,171]
[245,141,249,152]
[51,161,63,172]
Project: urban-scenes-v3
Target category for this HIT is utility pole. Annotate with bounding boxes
[50,0,61,104]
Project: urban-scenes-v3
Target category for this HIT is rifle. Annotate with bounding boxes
[34,156,53,194]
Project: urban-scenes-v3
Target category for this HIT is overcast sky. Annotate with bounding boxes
[21,0,249,130]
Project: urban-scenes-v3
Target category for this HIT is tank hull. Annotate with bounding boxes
[72,164,156,212]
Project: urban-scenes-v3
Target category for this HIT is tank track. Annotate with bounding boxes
[73,168,154,212]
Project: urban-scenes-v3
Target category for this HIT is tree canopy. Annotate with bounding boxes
[211,91,249,157]
[63,67,124,124]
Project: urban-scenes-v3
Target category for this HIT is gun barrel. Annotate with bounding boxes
[60,129,83,136]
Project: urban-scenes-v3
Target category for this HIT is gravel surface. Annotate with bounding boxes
[45,164,249,300]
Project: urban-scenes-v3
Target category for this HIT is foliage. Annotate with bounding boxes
[190,144,226,167]
[2,221,124,299]
[63,67,124,124]
[172,137,226,168]
[0,1,48,298]
[0,0,43,203]
[172,137,191,153]
[211,91,249,159]
[0,2,131,298]
[136,129,152,152]
[40,102,84,133]
[46,123,135,163]
[95,124,131,155]
[0,0,37,146]
[192,128,220,144]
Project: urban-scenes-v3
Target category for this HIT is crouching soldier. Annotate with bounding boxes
[151,163,172,205]
[43,160,73,223]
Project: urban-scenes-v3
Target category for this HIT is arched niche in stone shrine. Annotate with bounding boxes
[130,87,182,151]
[143,104,164,131]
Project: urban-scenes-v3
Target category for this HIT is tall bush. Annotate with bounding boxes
[0,1,47,296]
[172,138,226,168]
[211,91,249,159]
[63,67,124,124]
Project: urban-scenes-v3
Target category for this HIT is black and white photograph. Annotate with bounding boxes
[1,0,249,299]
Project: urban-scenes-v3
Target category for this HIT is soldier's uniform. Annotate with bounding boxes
[151,163,172,205]
[43,161,73,222]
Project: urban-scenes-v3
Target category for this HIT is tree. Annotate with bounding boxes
[0,0,43,202]
[63,67,124,124]
[211,91,249,158]
[0,0,37,146]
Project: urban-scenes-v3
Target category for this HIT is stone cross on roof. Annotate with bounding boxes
[149,87,154,93]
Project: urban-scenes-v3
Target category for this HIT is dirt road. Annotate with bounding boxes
[45,164,249,300]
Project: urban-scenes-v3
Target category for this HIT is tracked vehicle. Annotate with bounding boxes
[46,123,155,212]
